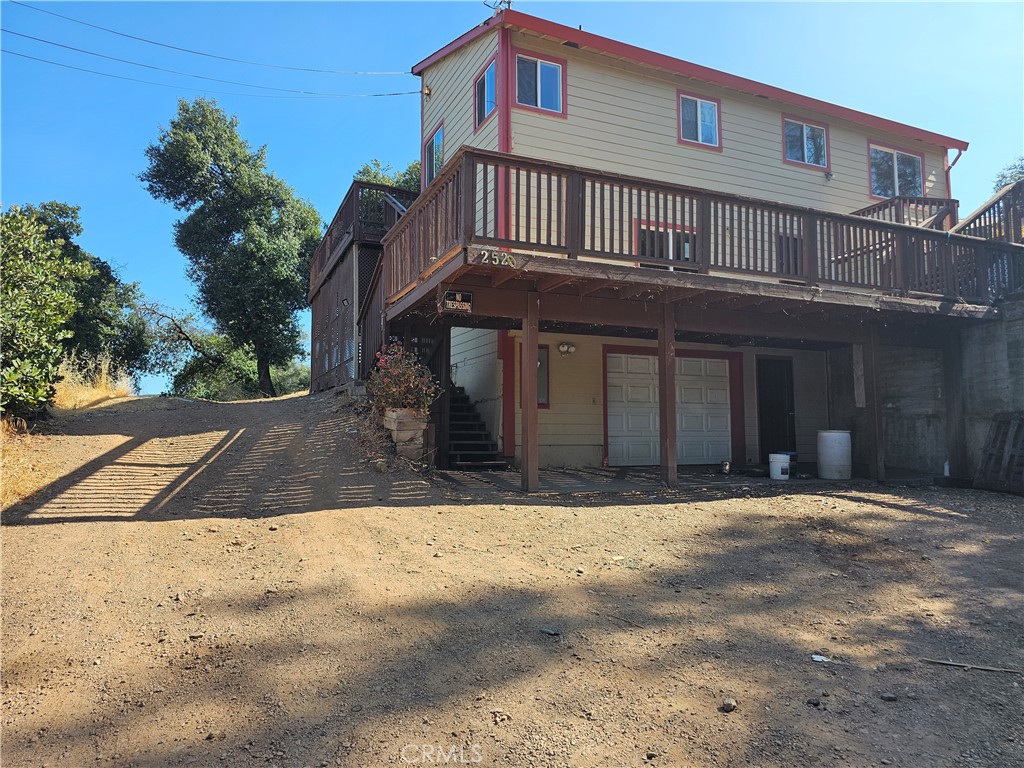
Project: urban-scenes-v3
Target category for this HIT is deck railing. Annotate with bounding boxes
[382,148,1024,306]
[850,195,959,230]
[310,181,418,292]
[953,181,1024,245]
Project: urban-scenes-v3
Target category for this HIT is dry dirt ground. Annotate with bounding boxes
[2,394,1022,768]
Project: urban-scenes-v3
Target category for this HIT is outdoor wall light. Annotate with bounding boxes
[824,171,835,181]
[423,85,432,97]
[558,341,576,356]
[341,298,350,307]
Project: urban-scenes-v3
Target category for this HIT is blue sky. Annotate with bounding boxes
[3,1,1022,394]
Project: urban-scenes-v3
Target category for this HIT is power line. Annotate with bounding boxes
[1,28,415,97]
[8,0,411,76]
[1,49,419,99]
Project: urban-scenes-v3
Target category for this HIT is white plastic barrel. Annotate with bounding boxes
[817,430,852,480]
[769,453,791,480]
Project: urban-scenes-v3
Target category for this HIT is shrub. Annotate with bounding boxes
[365,343,442,415]
[0,208,91,418]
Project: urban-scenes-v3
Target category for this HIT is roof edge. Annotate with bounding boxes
[413,9,968,152]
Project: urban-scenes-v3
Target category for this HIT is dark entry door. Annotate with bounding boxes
[757,358,796,464]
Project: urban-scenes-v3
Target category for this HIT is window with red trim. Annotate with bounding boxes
[869,144,923,198]
[475,60,496,127]
[516,54,562,113]
[679,93,719,147]
[784,118,827,168]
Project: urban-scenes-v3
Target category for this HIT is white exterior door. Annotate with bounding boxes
[607,353,731,467]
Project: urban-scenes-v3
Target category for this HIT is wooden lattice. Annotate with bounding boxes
[973,412,1024,495]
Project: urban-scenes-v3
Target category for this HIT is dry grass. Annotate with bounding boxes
[52,351,133,410]
[0,418,48,509]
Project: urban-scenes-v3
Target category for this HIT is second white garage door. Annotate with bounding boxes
[607,353,732,466]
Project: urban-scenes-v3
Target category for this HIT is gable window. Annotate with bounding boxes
[869,145,923,198]
[678,92,720,148]
[475,59,496,127]
[424,124,443,185]
[784,118,828,168]
[516,54,562,113]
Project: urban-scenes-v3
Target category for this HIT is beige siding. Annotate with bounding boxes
[508,34,948,214]
[421,31,500,169]
[507,331,828,468]
[450,327,501,439]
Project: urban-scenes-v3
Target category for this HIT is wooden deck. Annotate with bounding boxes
[379,148,1024,315]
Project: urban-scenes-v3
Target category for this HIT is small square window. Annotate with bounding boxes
[784,118,828,168]
[516,54,563,114]
[679,93,720,148]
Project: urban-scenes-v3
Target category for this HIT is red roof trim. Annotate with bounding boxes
[411,13,505,75]
[415,9,968,152]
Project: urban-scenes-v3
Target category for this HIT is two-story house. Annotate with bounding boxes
[312,10,1024,491]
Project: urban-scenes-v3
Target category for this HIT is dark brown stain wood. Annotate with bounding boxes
[521,292,540,492]
[658,303,678,487]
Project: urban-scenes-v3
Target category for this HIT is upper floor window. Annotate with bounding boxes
[869,144,923,198]
[678,92,720,149]
[516,54,563,114]
[425,124,443,185]
[784,118,828,168]
[475,60,496,127]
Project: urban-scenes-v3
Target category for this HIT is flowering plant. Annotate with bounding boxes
[365,342,443,415]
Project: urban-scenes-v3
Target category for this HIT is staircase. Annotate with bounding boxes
[448,386,507,471]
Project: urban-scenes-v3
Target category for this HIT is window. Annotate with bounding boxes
[678,92,720,148]
[869,145,923,198]
[784,118,827,168]
[424,124,443,185]
[475,60,496,127]
[637,224,694,264]
[516,54,562,113]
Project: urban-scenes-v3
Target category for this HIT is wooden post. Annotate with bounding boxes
[566,172,581,259]
[861,326,886,480]
[658,302,678,487]
[803,213,819,284]
[462,153,476,246]
[698,193,712,273]
[521,292,540,492]
[943,331,968,479]
[437,328,452,470]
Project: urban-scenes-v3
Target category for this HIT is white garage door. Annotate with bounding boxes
[607,353,732,467]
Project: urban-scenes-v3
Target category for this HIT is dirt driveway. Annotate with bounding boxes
[2,394,1022,767]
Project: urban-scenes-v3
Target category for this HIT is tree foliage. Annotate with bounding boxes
[0,207,91,417]
[355,159,421,192]
[994,156,1024,191]
[141,302,308,401]
[140,98,321,396]
[23,202,151,375]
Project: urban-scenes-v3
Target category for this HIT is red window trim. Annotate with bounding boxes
[472,54,499,133]
[421,119,444,192]
[677,89,723,153]
[866,140,927,201]
[600,344,745,467]
[781,114,832,173]
[512,47,568,120]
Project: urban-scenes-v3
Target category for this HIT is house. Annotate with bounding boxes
[313,10,1024,490]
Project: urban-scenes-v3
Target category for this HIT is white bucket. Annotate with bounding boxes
[769,453,791,480]
[817,430,852,480]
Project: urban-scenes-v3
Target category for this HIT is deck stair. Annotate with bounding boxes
[448,386,507,470]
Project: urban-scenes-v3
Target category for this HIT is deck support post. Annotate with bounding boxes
[658,302,678,488]
[943,331,968,479]
[861,326,886,480]
[521,292,540,492]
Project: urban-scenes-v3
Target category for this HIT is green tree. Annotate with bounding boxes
[24,202,151,375]
[994,156,1024,190]
[140,98,321,396]
[0,207,91,417]
[354,159,421,192]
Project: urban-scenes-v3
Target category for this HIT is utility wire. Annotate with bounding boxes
[1,49,417,99]
[1,28,417,97]
[8,0,411,76]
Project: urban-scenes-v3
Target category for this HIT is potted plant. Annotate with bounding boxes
[365,343,443,460]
